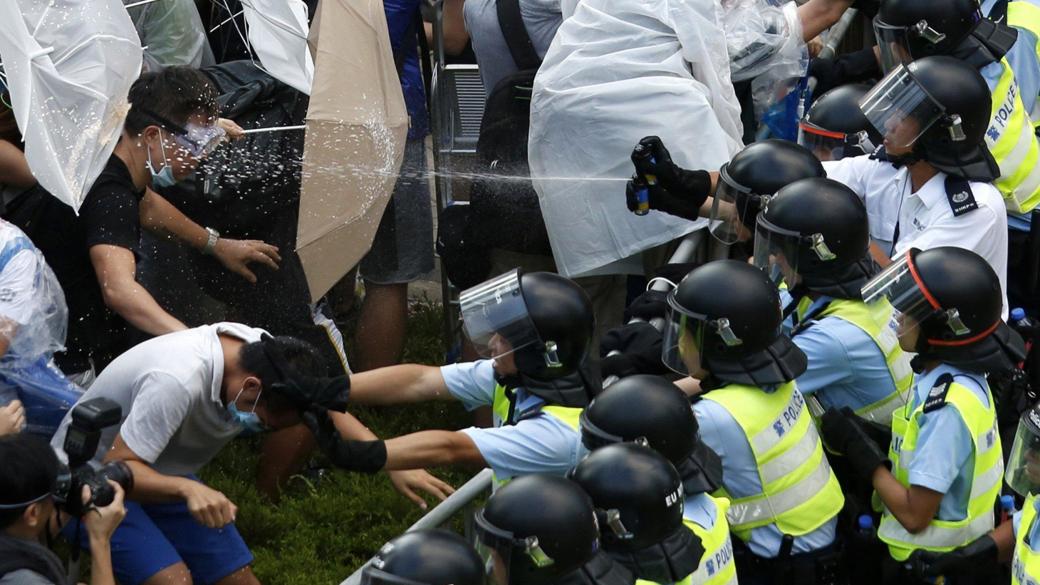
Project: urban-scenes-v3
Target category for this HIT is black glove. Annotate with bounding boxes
[625,137,712,220]
[809,48,883,95]
[600,322,668,378]
[820,407,888,481]
[906,535,998,579]
[303,408,387,473]
[624,290,669,322]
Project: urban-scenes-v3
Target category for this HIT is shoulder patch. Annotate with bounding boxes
[923,373,955,413]
[944,177,979,217]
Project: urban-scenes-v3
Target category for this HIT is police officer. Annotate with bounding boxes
[309,269,595,486]
[570,443,708,585]
[361,530,486,585]
[664,260,846,584]
[993,0,1040,126]
[625,138,824,245]
[580,376,735,585]
[823,55,1010,317]
[797,84,881,162]
[820,246,1025,584]
[474,474,635,585]
[754,178,913,425]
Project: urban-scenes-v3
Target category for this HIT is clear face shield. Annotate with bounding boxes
[474,511,559,585]
[860,64,948,150]
[709,164,759,245]
[661,295,743,375]
[460,269,545,362]
[797,123,876,161]
[873,13,980,74]
[1007,407,1040,498]
[753,215,839,286]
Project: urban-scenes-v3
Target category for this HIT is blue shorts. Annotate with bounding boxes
[63,481,253,585]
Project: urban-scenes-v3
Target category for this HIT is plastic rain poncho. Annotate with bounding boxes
[529,0,743,278]
[126,0,216,72]
[0,220,82,437]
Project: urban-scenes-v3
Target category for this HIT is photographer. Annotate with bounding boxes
[0,433,126,585]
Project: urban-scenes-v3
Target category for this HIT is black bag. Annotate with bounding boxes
[466,0,552,256]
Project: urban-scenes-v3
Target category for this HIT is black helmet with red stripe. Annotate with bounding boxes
[861,246,1025,373]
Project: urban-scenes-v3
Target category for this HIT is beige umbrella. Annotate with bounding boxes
[296,0,408,301]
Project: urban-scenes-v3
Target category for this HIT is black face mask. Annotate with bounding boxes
[605,526,704,584]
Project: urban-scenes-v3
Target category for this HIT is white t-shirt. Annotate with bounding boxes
[823,158,1009,318]
[50,323,266,476]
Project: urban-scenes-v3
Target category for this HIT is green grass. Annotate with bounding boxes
[199,300,475,584]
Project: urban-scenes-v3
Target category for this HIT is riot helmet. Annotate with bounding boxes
[663,260,807,385]
[474,475,634,585]
[569,444,703,583]
[753,178,878,299]
[1006,402,1040,497]
[362,530,485,585]
[580,375,722,494]
[874,0,1016,72]
[460,269,597,407]
[799,84,882,161]
[862,246,1025,373]
[860,55,999,181]
[708,140,826,244]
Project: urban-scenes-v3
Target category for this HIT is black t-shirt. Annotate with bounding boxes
[80,155,144,252]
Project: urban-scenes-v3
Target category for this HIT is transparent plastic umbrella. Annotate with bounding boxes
[0,0,142,212]
[240,0,314,95]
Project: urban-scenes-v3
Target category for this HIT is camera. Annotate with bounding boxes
[58,397,134,516]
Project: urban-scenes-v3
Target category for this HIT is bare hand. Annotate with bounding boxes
[807,36,824,58]
[82,481,127,541]
[217,118,245,141]
[212,238,281,284]
[181,481,237,528]
[0,400,25,436]
[387,469,455,510]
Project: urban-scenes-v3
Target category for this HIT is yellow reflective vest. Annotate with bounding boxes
[1007,0,1040,125]
[984,57,1040,213]
[489,383,582,486]
[635,496,738,585]
[794,297,914,425]
[1013,493,1040,585]
[878,375,1003,561]
[704,381,845,543]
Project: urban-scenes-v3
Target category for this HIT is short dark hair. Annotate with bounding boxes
[0,434,60,528]
[123,66,219,135]
[240,336,327,413]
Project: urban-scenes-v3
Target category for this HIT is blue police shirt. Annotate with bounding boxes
[440,360,586,480]
[901,364,987,521]
[787,296,901,413]
[693,395,838,557]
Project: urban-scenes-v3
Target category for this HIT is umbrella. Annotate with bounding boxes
[0,0,142,212]
[296,0,408,302]
[240,0,314,95]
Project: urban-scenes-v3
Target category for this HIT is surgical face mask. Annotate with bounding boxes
[228,387,267,433]
[145,129,178,188]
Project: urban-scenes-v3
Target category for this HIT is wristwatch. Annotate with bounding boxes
[203,227,221,255]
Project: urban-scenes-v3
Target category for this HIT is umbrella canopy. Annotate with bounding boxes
[296,0,408,302]
[240,0,314,95]
[0,0,142,212]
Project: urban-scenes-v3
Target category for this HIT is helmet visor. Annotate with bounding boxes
[662,299,708,376]
[708,164,757,245]
[474,511,556,585]
[1006,407,1040,497]
[360,568,431,585]
[861,251,937,339]
[460,269,542,360]
[752,217,805,287]
[798,123,876,161]
[860,64,945,149]
[873,18,916,74]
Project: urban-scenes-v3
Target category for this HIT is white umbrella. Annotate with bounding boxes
[239,0,314,95]
[0,0,142,212]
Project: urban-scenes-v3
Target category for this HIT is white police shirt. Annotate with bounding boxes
[823,158,1009,319]
[440,360,586,481]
